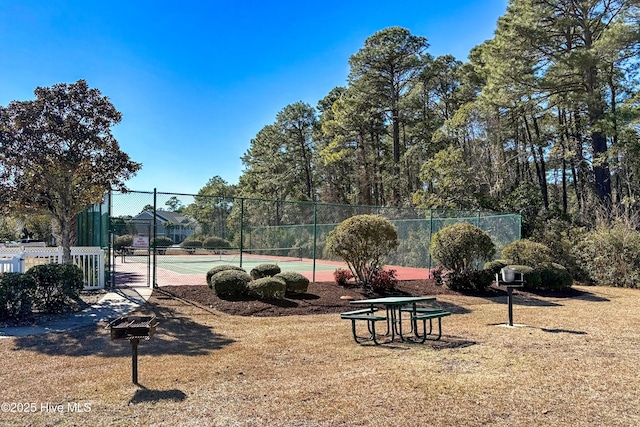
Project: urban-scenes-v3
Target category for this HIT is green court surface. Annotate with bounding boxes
[124,253,345,275]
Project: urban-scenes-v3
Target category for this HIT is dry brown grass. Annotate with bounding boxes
[1,285,640,426]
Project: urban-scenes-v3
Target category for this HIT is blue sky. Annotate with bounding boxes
[0,1,508,195]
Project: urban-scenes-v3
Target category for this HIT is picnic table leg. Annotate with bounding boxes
[350,319,381,345]
[417,317,443,343]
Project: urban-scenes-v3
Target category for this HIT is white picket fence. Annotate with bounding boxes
[0,246,105,290]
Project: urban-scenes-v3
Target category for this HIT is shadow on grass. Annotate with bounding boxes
[11,296,235,358]
[432,301,471,315]
[541,327,587,335]
[525,287,609,302]
[129,385,188,404]
[482,293,563,307]
[377,336,477,351]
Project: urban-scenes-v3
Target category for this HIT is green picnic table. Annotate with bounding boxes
[342,296,450,344]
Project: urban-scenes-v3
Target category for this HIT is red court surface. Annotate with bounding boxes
[112,257,430,288]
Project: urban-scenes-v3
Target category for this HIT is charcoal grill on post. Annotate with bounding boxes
[108,316,158,384]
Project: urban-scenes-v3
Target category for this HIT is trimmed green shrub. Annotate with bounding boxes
[114,235,133,253]
[502,239,552,267]
[203,236,232,250]
[326,214,399,287]
[438,268,494,292]
[484,260,508,275]
[0,272,35,320]
[507,265,542,288]
[534,262,573,291]
[151,236,173,254]
[250,263,281,280]
[181,238,202,254]
[248,276,287,300]
[25,264,84,313]
[275,271,309,294]
[206,265,246,288]
[210,270,252,298]
[430,222,495,271]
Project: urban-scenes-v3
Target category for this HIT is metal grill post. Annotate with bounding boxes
[131,338,139,384]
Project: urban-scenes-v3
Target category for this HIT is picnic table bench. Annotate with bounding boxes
[341,296,451,345]
[340,308,387,345]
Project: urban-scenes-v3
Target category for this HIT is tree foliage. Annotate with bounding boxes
[0,80,140,262]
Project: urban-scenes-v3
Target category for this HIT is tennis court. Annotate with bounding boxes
[113,251,430,287]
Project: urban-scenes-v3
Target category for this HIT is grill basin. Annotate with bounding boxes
[109,316,158,341]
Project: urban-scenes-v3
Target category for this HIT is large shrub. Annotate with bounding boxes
[572,221,640,287]
[151,236,173,254]
[502,239,552,267]
[210,270,252,298]
[114,234,133,253]
[430,222,495,271]
[206,265,246,288]
[203,236,232,250]
[326,214,399,286]
[25,264,84,313]
[432,266,493,292]
[534,263,573,291]
[0,272,35,320]
[180,238,202,254]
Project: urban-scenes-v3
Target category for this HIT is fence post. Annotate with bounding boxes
[312,203,317,283]
[153,188,157,289]
[239,198,244,268]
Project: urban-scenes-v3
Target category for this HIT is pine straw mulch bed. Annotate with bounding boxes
[158,279,504,317]
[2,281,639,426]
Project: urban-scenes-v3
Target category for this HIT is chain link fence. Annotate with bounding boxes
[109,190,521,287]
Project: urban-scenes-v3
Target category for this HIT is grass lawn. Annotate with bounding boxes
[1,285,639,426]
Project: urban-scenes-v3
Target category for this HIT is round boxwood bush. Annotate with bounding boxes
[181,238,202,254]
[326,214,399,287]
[210,270,252,298]
[25,264,84,313]
[250,263,281,280]
[248,276,287,300]
[430,222,495,271]
[114,235,133,253]
[275,271,310,294]
[151,236,174,254]
[203,236,232,250]
[206,265,246,288]
[483,259,508,275]
[534,262,573,291]
[502,239,552,267]
[438,268,494,292]
[0,272,35,320]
